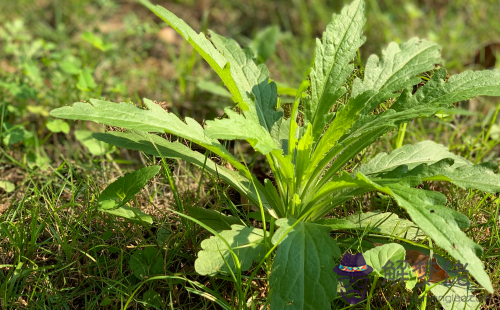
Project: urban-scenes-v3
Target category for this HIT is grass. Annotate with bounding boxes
[1,0,500,309]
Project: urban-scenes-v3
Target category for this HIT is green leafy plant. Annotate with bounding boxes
[50,0,500,308]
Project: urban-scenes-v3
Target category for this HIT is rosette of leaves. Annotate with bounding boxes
[50,0,500,308]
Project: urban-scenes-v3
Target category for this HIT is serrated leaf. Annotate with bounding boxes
[92,131,278,217]
[392,68,500,111]
[50,98,248,173]
[205,108,279,154]
[185,205,242,231]
[385,184,493,293]
[352,38,441,114]
[145,4,242,107]
[305,0,366,141]
[270,218,341,310]
[209,32,283,132]
[360,141,500,193]
[98,166,160,209]
[357,140,471,176]
[194,225,266,276]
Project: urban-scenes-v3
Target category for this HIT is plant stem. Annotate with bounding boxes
[395,122,407,149]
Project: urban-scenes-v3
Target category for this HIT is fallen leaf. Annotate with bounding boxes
[405,249,449,283]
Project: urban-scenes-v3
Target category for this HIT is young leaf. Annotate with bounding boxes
[144,2,243,108]
[270,218,341,310]
[98,165,160,209]
[194,225,266,276]
[305,0,366,141]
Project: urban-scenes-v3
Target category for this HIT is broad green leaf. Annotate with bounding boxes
[423,163,500,193]
[142,289,162,309]
[92,131,278,217]
[205,108,279,154]
[209,32,283,132]
[392,68,500,111]
[26,151,50,170]
[185,205,242,231]
[46,119,70,134]
[98,165,160,210]
[386,184,493,293]
[430,283,481,310]
[156,227,171,246]
[194,225,266,276]
[362,243,406,277]
[50,98,248,173]
[250,25,280,63]
[1,122,32,145]
[357,140,471,176]
[75,130,111,155]
[270,218,341,310]
[305,0,366,141]
[129,247,163,279]
[145,3,242,108]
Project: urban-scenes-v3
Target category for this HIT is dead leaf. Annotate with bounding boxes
[405,249,449,283]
